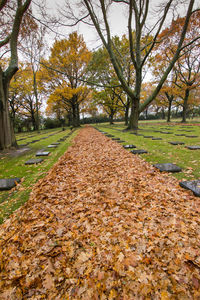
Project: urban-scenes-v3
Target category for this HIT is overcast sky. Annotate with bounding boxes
[43,0,196,52]
[44,0,129,50]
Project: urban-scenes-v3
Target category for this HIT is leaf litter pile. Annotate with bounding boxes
[0,127,200,299]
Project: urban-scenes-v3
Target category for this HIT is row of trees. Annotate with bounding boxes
[0,0,199,150]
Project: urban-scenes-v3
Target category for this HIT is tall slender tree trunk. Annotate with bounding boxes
[0,70,17,150]
[124,96,130,126]
[182,88,189,123]
[145,107,148,119]
[33,72,39,131]
[167,96,173,122]
[161,108,165,120]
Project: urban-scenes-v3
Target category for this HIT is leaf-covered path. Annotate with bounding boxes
[0,127,200,299]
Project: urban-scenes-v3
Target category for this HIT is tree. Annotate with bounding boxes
[21,24,46,130]
[0,0,32,150]
[88,35,134,125]
[63,0,197,130]
[93,87,123,124]
[153,10,200,123]
[9,64,43,131]
[42,32,91,127]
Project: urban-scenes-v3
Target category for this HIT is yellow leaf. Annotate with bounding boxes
[161,291,170,300]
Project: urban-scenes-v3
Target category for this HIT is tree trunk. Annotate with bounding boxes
[33,72,39,131]
[109,111,114,124]
[181,89,189,123]
[124,96,130,126]
[71,97,80,127]
[145,107,148,119]
[167,97,173,122]
[0,70,17,150]
[161,108,165,120]
[128,97,139,130]
[124,106,129,126]
[76,102,80,127]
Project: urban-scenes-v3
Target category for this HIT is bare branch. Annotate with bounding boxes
[0,35,10,47]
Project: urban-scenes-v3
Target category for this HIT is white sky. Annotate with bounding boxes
[44,0,128,51]
[44,0,195,51]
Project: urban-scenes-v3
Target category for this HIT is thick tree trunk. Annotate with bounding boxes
[71,97,80,127]
[0,70,17,150]
[109,111,114,125]
[181,89,189,123]
[128,97,139,130]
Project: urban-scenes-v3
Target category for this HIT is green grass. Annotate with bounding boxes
[0,127,79,223]
[94,121,200,182]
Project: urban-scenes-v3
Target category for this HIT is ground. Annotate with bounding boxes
[0,126,200,299]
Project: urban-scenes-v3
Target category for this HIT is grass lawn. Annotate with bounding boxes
[94,120,200,182]
[0,127,79,223]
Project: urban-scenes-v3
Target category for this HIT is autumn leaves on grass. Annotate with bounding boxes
[0,127,200,299]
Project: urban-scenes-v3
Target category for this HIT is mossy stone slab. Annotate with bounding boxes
[0,178,21,190]
[25,158,43,165]
[123,145,136,149]
[131,149,148,154]
[179,180,200,197]
[153,163,182,173]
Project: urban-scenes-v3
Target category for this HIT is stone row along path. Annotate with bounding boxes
[0,127,200,299]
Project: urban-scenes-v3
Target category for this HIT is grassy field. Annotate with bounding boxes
[93,121,200,182]
[0,127,79,223]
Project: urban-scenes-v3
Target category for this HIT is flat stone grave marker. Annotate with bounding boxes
[160,131,172,134]
[112,138,120,140]
[185,135,198,138]
[186,145,200,150]
[36,151,50,156]
[30,140,40,143]
[169,141,185,145]
[175,134,186,136]
[179,180,200,197]
[153,163,182,173]
[123,144,136,149]
[0,178,21,190]
[152,137,162,140]
[47,145,58,148]
[105,134,114,137]
[117,140,125,143]
[19,143,29,147]
[51,142,60,145]
[131,149,148,154]
[25,158,43,165]
[143,136,154,138]
[132,133,144,136]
